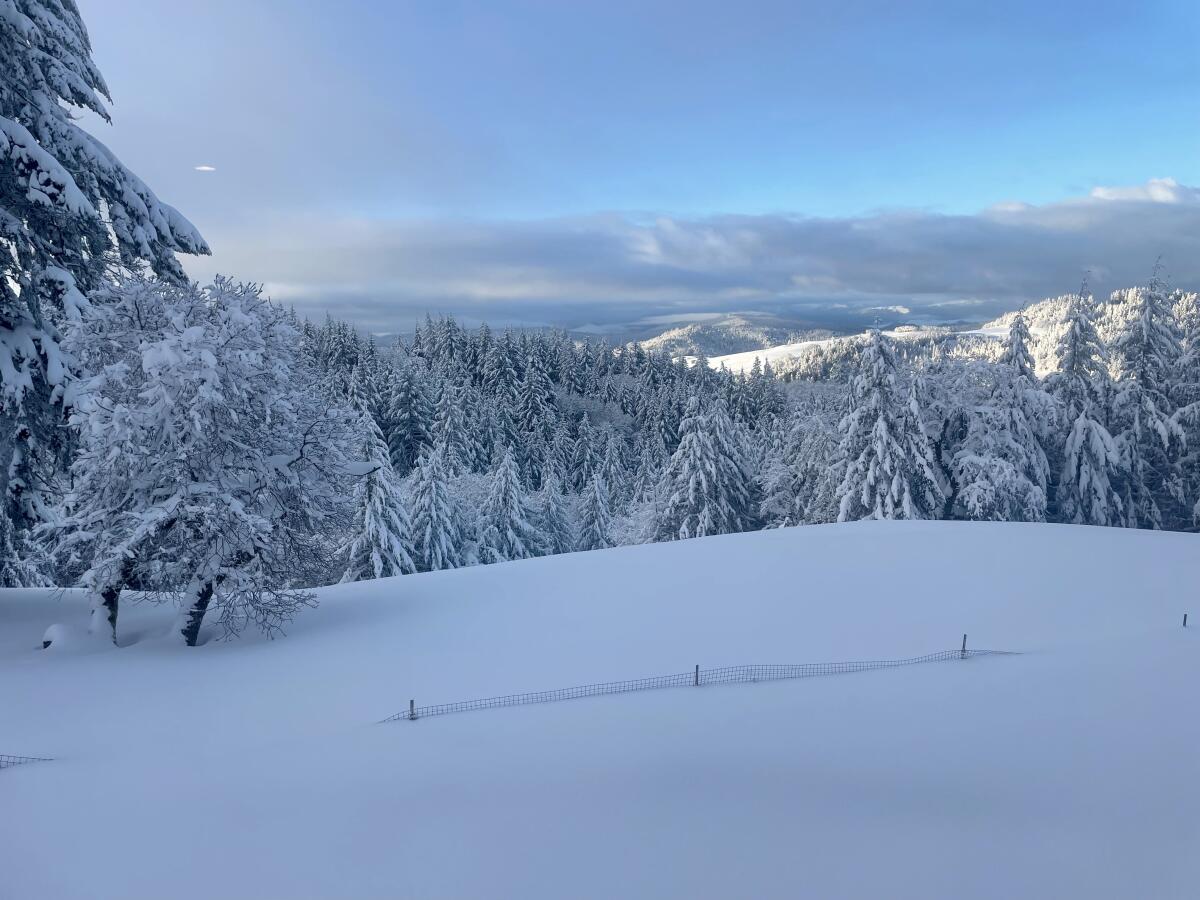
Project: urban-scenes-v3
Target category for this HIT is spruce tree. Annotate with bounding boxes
[1059,409,1125,526]
[478,448,544,563]
[341,411,416,582]
[598,427,629,510]
[1110,278,1186,528]
[434,381,476,474]
[387,359,433,477]
[1046,289,1125,525]
[655,397,758,540]
[1175,305,1200,524]
[518,350,556,437]
[1047,288,1109,421]
[483,333,518,407]
[578,473,614,551]
[536,473,574,556]
[1,2,209,582]
[793,415,841,524]
[940,364,1050,522]
[835,332,944,521]
[630,440,665,504]
[1001,312,1037,381]
[409,447,464,572]
[571,413,600,491]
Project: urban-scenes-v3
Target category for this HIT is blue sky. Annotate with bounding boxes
[78,0,1200,331]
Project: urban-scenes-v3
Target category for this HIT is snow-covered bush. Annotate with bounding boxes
[43,276,355,644]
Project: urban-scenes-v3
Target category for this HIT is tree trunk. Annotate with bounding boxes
[180,581,214,647]
[90,556,135,644]
[94,583,120,644]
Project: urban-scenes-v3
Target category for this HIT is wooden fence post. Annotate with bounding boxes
[409,699,416,721]
[961,633,967,659]
[694,664,700,686]
[1185,613,1189,628]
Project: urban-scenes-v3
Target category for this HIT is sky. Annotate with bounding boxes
[77,0,1200,334]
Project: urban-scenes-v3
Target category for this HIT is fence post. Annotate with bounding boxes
[1185,613,1189,628]
[694,664,700,686]
[961,633,967,659]
[409,699,416,721]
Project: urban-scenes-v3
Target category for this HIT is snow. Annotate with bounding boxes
[705,326,1021,375]
[707,333,843,373]
[1,521,1198,899]
[707,327,983,375]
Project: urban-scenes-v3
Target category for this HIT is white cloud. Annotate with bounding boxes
[1089,177,1200,204]
[193,165,217,173]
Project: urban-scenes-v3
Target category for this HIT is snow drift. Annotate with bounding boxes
[1,521,1197,899]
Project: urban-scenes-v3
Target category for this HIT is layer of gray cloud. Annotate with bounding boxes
[183,178,1200,334]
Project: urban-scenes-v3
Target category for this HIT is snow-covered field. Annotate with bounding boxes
[1,521,1197,899]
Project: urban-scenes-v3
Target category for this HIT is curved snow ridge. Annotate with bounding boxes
[383,648,1019,724]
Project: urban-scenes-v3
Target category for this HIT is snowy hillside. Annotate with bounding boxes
[708,324,955,375]
[708,286,1200,379]
[2,521,1197,900]
[640,314,831,359]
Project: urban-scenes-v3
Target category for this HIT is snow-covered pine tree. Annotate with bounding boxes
[1000,311,1037,381]
[937,362,1050,522]
[577,473,614,551]
[1047,287,1109,421]
[835,331,944,521]
[754,411,797,527]
[548,416,576,481]
[757,452,796,528]
[483,333,518,407]
[1045,288,1125,525]
[340,408,416,583]
[46,277,352,644]
[1058,408,1125,527]
[571,413,600,491]
[434,380,477,474]
[408,446,464,572]
[1109,277,1186,528]
[477,447,544,563]
[655,396,758,540]
[1175,306,1200,523]
[628,438,664,505]
[1,1,209,582]
[536,472,574,556]
[792,414,842,524]
[386,357,433,476]
[517,349,556,437]
[471,396,503,471]
[598,427,629,510]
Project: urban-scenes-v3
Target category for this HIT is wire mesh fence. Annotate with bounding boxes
[382,648,1017,724]
[0,754,52,771]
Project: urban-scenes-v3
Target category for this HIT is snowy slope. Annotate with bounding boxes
[1,522,1198,900]
[707,326,962,374]
[706,287,1198,377]
[639,315,829,359]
